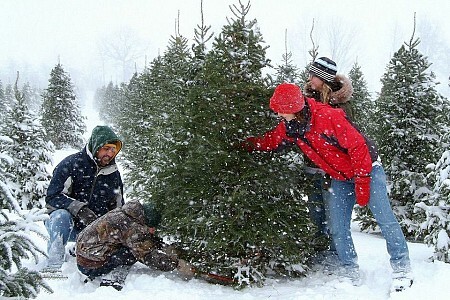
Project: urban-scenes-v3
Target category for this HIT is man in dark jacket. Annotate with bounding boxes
[76,200,193,290]
[43,125,124,273]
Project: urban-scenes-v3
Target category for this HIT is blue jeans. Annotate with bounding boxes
[328,165,410,273]
[45,209,79,267]
[308,177,328,236]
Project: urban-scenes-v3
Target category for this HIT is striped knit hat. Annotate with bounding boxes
[309,57,337,83]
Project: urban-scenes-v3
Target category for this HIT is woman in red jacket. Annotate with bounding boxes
[243,83,412,291]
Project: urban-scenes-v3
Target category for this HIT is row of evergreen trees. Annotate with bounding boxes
[93,0,450,284]
[0,63,86,297]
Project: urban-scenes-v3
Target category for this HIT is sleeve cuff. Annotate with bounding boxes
[67,200,88,216]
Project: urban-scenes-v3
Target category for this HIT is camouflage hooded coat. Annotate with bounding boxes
[76,200,178,271]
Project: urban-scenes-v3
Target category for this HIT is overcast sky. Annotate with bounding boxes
[1,0,449,97]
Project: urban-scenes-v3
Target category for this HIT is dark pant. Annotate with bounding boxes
[78,246,137,279]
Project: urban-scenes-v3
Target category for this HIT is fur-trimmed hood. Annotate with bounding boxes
[303,74,353,105]
[330,74,353,104]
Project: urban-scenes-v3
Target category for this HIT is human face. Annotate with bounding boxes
[308,74,325,91]
[277,112,296,121]
[96,144,117,166]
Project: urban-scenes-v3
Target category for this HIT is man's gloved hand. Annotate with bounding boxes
[177,259,195,280]
[77,206,97,226]
[230,139,255,152]
[355,176,371,206]
[163,244,181,260]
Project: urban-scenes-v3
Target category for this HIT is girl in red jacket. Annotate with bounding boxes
[243,83,412,291]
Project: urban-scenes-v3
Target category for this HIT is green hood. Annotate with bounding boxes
[87,125,123,155]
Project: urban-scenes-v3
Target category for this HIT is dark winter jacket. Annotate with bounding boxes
[45,126,124,230]
[76,201,178,272]
[245,98,378,182]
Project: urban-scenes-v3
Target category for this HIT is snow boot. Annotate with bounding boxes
[40,265,68,280]
[99,265,131,291]
[390,271,413,292]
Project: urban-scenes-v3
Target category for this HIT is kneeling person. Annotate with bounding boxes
[76,200,193,290]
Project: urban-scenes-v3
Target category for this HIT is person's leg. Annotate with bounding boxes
[321,183,336,252]
[45,209,77,267]
[307,176,327,237]
[78,246,137,279]
[328,179,358,270]
[368,165,411,273]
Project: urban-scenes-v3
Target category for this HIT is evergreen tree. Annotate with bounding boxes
[117,70,159,200]
[0,84,14,127]
[2,74,54,209]
[41,63,86,149]
[298,21,319,88]
[273,29,301,85]
[123,26,194,202]
[0,80,5,120]
[96,81,123,122]
[22,82,42,113]
[416,148,450,263]
[0,135,52,298]
[150,0,315,285]
[4,84,14,106]
[350,62,379,231]
[348,62,375,136]
[374,36,447,237]
[191,0,213,71]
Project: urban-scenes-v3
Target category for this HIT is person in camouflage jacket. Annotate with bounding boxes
[76,200,193,289]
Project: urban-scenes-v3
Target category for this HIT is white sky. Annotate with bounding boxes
[1,0,450,96]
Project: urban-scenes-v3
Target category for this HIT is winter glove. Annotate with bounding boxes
[354,176,371,206]
[142,248,178,272]
[231,140,254,152]
[177,259,195,280]
[163,244,181,260]
[77,206,97,226]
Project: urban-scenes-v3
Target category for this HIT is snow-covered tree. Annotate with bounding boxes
[122,21,193,201]
[415,149,450,263]
[148,0,315,285]
[349,62,379,231]
[2,74,54,209]
[22,82,42,113]
[41,63,86,149]
[374,35,447,237]
[0,84,14,126]
[273,30,301,85]
[3,84,14,106]
[0,80,5,120]
[348,62,375,136]
[117,69,159,200]
[96,81,124,122]
[0,135,52,298]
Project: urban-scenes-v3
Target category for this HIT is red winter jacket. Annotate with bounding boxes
[245,98,374,204]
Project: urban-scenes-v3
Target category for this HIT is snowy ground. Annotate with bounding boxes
[27,224,450,300]
[26,94,450,300]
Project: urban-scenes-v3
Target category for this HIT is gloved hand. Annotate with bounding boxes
[163,244,181,260]
[77,206,97,226]
[354,176,371,206]
[177,259,195,280]
[230,140,253,152]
